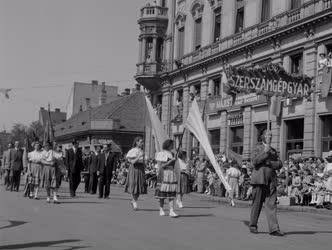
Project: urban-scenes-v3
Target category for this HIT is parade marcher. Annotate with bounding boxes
[9,141,24,192]
[82,146,91,193]
[98,143,116,199]
[226,160,242,207]
[2,143,13,190]
[27,141,43,199]
[41,141,60,203]
[125,137,147,210]
[88,145,101,194]
[249,130,284,236]
[176,150,190,209]
[155,139,179,218]
[65,140,83,198]
[53,143,66,189]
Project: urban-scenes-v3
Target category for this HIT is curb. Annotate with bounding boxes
[189,192,332,216]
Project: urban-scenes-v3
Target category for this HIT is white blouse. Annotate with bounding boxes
[155,150,173,163]
[126,147,143,160]
[28,150,43,163]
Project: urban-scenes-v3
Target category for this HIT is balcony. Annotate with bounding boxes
[179,0,331,67]
[135,62,164,91]
[136,62,164,75]
[139,5,168,21]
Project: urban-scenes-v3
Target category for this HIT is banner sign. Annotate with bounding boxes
[224,64,313,98]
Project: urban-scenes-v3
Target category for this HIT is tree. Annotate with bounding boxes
[27,121,44,142]
[10,123,28,146]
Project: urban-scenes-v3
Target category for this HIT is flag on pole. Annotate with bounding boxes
[184,99,231,191]
[44,104,55,144]
[320,67,332,98]
[0,88,11,99]
[145,96,169,152]
[270,95,282,117]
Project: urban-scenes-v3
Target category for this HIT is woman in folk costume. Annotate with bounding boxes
[27,141,43,199]
[125,137,147,210]
[226,160,242,207]
[176,150,190,208]
[155,139,179,218]
[41,141,60,204]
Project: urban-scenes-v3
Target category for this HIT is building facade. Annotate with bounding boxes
[39,107,66,127]
[66,80,119,119]
[135,0,332,160]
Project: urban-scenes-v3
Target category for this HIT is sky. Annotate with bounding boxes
[0,0,148,131]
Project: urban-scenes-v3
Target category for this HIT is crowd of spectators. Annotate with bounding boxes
[109,152,332,210]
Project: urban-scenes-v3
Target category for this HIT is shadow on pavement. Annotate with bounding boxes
[285,231,332,235]
[137,208,160,212]
[184,206,216,209]
[180,213,215,218]
[0,221,27,230]
[0,239,88,250]
[60,201,104,204]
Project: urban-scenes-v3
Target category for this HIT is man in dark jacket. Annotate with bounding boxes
[65,140,83,197]
[88,145,101,194]
[249,130,284,236]
[98,143,116,199]
[9,141,24,192]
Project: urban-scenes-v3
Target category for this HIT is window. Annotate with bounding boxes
[254,123,267,144]
[261,0,271,22]
[194,18,202,50]
[156,38,164,62]
[177,27,185,58]
[213,78,221,96]
[213,8,221,42]
[230,126,244,155]
[290,53,303,75]
[321,115,332,153]
[209,129,220,154]
[235,0,244,33]
[146,37,153,61]
[161,0,166,7]
[291,0,301,9]
[285,119,304,158]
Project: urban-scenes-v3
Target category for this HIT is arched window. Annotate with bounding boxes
[176,13,186,58]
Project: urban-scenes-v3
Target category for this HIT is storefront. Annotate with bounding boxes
[284,118,304,159]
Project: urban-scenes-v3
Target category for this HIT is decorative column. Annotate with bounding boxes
[182,86,190,153]
[152,37,157,62]
[208,79,214,96]
[200,78,209,101]
[142,38,147,62]
[243,106,252,160]
[138,39,143,63]
[220,111,228,153]
[303,44,317,157]
[161,81,172,135]
[283,55,291,73]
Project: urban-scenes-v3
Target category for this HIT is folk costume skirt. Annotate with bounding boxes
[177,172,190,195]
[125,163,147,195]
[155,166,177,199]
[30,162,43,186]
[43,164,58,189]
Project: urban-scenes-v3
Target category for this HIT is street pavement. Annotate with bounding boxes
[0,183,332,250]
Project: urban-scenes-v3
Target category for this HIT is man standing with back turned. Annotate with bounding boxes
[249,130,284,236]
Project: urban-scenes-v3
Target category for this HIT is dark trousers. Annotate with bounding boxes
[4,170,11,189]
[249,185,280,233]
[10,170,21,192]
[98,174,111,198]
[88,173,98,194]
[84,174,90,193]
[69,172,81,197]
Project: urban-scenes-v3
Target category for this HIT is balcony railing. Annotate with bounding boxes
[140,5,168,20]
[136,62,164,75]
[179,0,331,67]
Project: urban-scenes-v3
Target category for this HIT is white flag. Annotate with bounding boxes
[145,96,169,152]
[185,99,231,191]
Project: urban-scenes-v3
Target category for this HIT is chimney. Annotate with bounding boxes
[99,82,107,105]
[55,108,60,112]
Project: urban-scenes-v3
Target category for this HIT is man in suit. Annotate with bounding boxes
[249,130,284,236]
[9,141,24,192]
[2,143,13,190]
[88,145,101,194]
[65,140,83,197]
[98,143,116,199]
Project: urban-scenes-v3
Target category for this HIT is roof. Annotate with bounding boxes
[55,91,148,138]
[39,109,67,127]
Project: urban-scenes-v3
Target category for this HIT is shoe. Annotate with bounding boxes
[104,196,110,199]
[159,208,166,216]
[169,210,179,218]
[131,201,138,211]
[270,231,285,237]
[46,197,51,203]
[53,196,60,204]
[230,199,235,207]
[249,227,258,234]
[34,196,39,200]
[176,200,184,209]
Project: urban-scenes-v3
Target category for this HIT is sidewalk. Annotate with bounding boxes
[189,192,332,216]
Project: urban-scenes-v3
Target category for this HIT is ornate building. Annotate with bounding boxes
[135,0,332,160]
